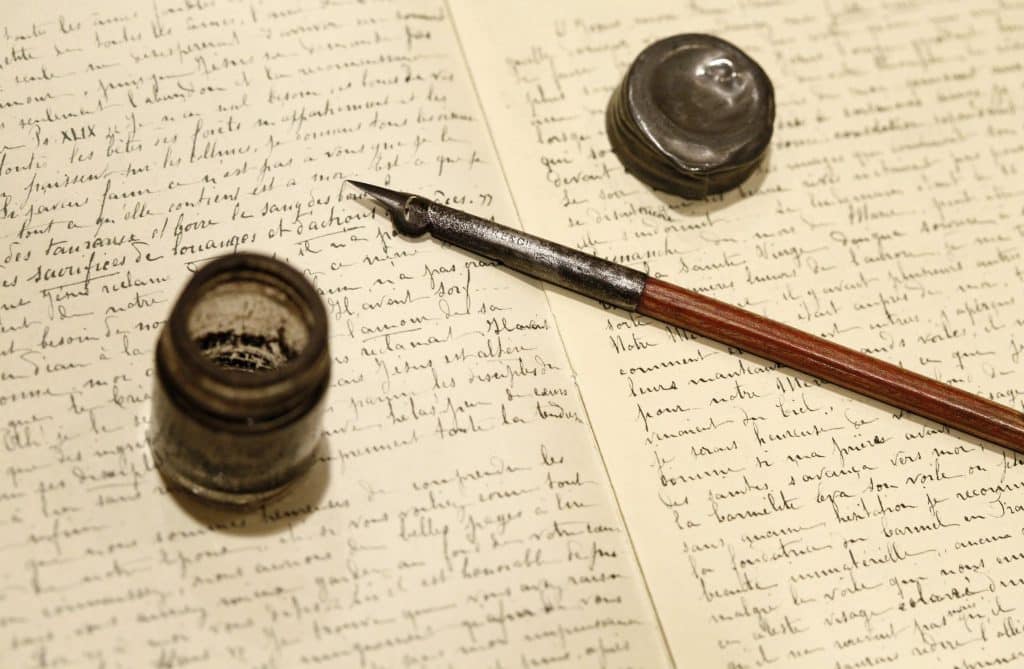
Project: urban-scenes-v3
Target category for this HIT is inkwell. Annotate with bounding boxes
[149,253,330,506]
[607,33,775,198]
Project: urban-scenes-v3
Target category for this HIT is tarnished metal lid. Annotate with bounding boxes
[607,33,774,199]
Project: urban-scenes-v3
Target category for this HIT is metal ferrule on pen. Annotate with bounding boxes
[422,199,647,311]
[348,180,646,310]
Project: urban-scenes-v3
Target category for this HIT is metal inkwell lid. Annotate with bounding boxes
[606,33,775,199]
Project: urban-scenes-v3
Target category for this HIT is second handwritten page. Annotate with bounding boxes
[452,0,1024,666]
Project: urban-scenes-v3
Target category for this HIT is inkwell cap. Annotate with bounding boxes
[607,33,775,198]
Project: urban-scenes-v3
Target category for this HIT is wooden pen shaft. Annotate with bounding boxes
[637,277,1024,455]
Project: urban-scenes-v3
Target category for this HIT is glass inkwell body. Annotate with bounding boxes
[150,253,329,506]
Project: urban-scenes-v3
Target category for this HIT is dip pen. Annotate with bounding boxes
[348,180,1024,456]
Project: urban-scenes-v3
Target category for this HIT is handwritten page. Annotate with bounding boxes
[0,1,672,666]
[451,0,1024,666]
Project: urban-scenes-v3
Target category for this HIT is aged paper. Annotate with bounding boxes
[451,0,1024,666]
[0,1,671,666]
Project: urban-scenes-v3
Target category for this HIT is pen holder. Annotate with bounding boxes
[149,253,330,506]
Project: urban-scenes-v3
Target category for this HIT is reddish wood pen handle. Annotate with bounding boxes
[637,278,1024,455]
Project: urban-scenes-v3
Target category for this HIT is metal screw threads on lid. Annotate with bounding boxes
[149,253,330,506]
[607,33,775,199]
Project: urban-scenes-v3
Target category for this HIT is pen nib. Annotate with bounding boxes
[347,180,427,236]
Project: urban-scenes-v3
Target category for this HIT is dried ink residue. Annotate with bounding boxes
[195,326,299,372]
[187,278,310,373]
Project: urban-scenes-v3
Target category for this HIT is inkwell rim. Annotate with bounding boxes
[157,252,329,426]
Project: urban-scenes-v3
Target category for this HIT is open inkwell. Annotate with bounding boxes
[150,253,329,506]
[607,33,775,198]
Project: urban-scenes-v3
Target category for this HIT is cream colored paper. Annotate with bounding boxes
[0,1,670,666]
[450,0,1024,667]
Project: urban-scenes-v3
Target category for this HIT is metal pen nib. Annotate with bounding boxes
[347,180,431,236]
